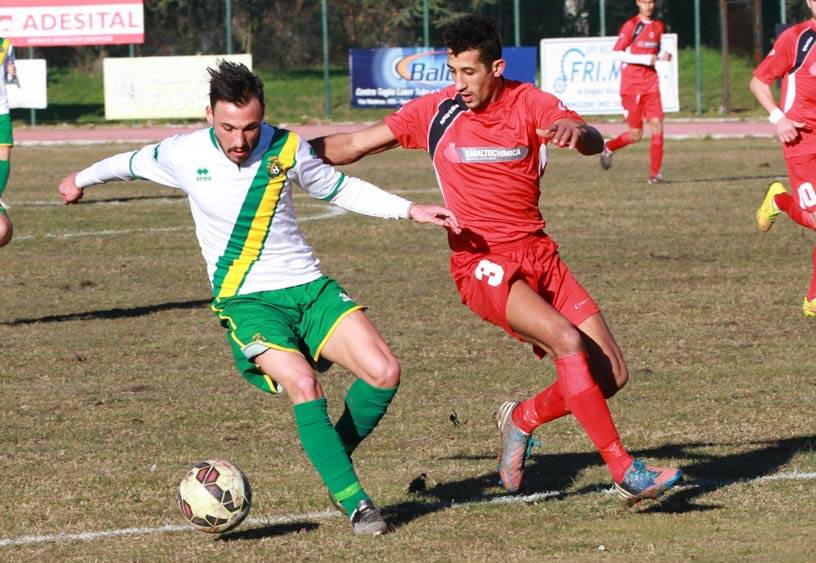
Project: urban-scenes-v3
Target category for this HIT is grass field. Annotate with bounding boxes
[12,46,760,125]
[1,137,814,560]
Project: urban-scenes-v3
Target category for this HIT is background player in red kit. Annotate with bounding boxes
[312,15,682,505]
[752,0,816,318]
[600,0,671,184]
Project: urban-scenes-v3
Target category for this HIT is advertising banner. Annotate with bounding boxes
[539,34,679,115]
[350,46,537,108]
[103,54,252,120]
[0,0,144,47]
[6,58,47,109]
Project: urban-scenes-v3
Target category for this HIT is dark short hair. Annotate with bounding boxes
[443,15,502,68]
[208,60,264,109]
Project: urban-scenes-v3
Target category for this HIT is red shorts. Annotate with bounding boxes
[621,91,663,129]
[785,154,816,213]
[450,233,600,356]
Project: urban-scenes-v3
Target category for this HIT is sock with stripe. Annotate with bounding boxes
[554,352,633,482]
[0,160,9,197]
[511,383,570,434]
[606,132,634,152]
[774,192,816,230]
[294,398,368,515]
[650,133,664,177]
[334,379,399,456]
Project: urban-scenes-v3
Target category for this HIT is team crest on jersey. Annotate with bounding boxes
[267,157,284,178]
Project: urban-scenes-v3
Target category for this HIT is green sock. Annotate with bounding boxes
[334,379,399,456]
[294,397,369,516]
[0,160,9,198]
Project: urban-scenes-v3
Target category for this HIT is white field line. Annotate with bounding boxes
[13,206,349,242]
[0,470,813,548]
[12,187,438,208]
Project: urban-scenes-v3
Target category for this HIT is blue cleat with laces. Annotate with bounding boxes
[615,459,683,506]
[495,401,533,493]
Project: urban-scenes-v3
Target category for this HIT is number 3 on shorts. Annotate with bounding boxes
[474,259,504,287]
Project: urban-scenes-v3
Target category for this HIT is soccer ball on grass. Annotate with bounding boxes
[178,459,252,533]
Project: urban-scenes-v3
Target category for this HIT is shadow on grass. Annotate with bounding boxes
[672,173,784,184]
[217,521,319,541]
[384,434,816,528]
[79,194,187,205]
[1,298,211,325]
[14,194,187,208]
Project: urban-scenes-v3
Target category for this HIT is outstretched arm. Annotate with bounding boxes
[749,76,805,144]
[537,119,605,155]
[58,151,136,205]
[310,121,399,165]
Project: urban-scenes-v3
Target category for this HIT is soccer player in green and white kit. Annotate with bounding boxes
[58,61,459,535]
[0,36,17,247]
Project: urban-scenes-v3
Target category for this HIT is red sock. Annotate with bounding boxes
[809,247,816,301]
[650,133,664,177]
[775,192,816,230]
[606,132,633,152]
[554,352,633,482]
[511,384,570,434]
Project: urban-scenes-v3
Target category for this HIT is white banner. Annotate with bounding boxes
[103,54,253,120]
[0,1,144,47]
[7,59,47,109]
[540,34,679,115]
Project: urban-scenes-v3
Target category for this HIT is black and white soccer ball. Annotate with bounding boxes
[178,459,252,533]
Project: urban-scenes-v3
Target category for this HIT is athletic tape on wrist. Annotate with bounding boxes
[769,108,786,125]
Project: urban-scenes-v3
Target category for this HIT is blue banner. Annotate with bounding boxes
[350,47,537,108]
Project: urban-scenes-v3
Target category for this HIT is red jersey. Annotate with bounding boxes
[754,20,816,158]
[384,80,582,248]
[613,15,664,96]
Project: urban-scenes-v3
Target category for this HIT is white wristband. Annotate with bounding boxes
[769,108,786,125]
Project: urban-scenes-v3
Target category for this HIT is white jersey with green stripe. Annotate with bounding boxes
[127,124,367,298]
[0,39,15,115]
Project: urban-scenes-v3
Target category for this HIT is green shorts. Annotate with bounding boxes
[0,113,13,147]
[211,276,363,394]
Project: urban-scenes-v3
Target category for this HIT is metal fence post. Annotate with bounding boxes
[720,0,730,113]
[321,0,331,119]
[225,0,233,54]
[423,0,429,48]
[513,0,520,46]
[600,0,606,36]
[28,46,35,127]
[694,0,702,114]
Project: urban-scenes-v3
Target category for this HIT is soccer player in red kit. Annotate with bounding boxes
[752,0,816,318]
[312,15,682,505]
[600,0,671,184]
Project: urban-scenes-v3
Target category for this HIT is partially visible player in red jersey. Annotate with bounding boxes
[600,0,671,184]
[752,0,816,317]
[311,15,682,505]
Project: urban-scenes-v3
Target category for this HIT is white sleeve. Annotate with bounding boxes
[75,151,136,187]
[612,50,654,66]
[75,136,183,189]
[291,135,412,219]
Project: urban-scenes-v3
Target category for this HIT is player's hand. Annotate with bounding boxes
[58,173,84,204]
[658,52,671,62]
[408,203,461,234]
[7,61,15,80]
[776,116,805,144]
[536,121,584,149]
